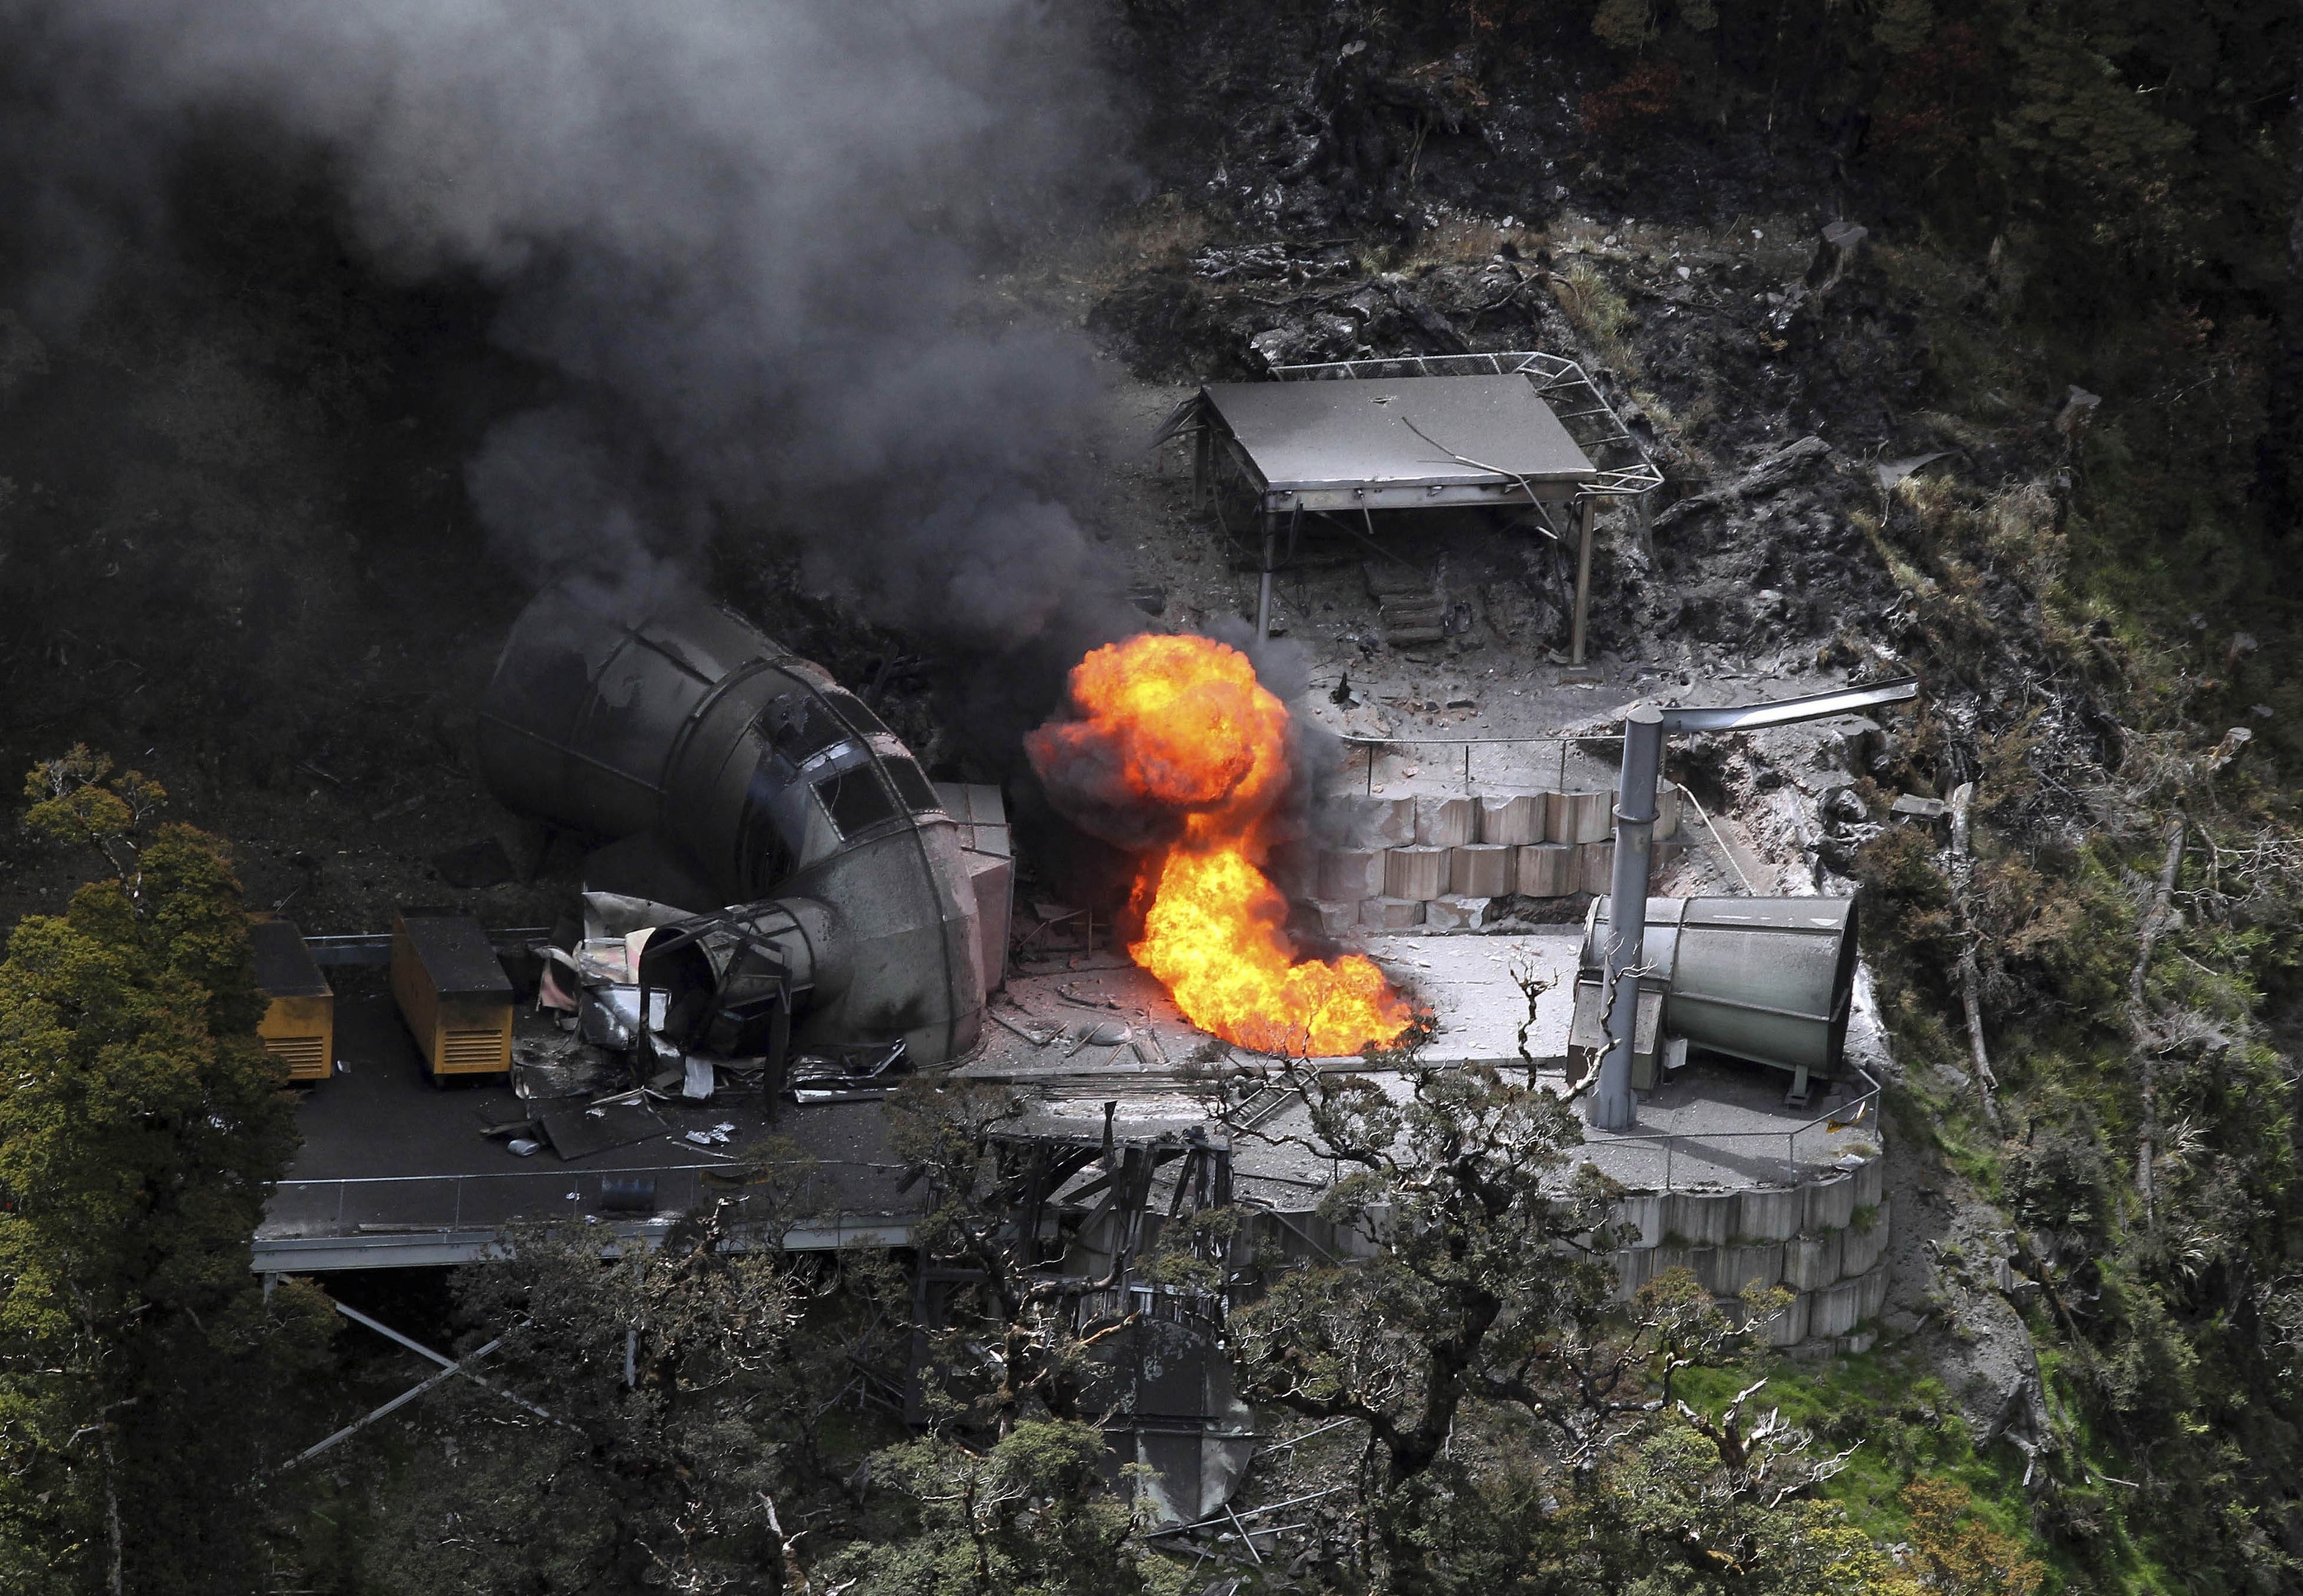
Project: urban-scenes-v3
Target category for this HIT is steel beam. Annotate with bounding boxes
[1571,495,1596,666]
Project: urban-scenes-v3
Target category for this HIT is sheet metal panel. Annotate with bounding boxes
[1200,375,1596,498]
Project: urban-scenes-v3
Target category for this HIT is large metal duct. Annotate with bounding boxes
[477,584,984,1065]
[1580,896,1857,1084]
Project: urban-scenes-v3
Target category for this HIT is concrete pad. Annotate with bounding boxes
[1425,894,1493,931]
[1450,843,1515,898]
[1562,1059,1885,1196]
[1413,794,1476,848]
[1477,792,1544,845]
[1384,845,1451,901]
[1361,932,1581,1063]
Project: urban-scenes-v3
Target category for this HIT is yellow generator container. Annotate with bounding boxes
[391,911,514,1080]
[251,915,334,1082]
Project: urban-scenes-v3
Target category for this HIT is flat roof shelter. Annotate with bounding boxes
[1156,352,1661,662]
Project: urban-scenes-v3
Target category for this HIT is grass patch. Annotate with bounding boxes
[1548,261,1639,375]
[1674,1347,2180,1594]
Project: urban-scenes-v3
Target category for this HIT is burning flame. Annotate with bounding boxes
[1027,634,1412,1056]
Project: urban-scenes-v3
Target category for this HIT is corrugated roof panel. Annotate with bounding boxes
[1200,374,1595,492]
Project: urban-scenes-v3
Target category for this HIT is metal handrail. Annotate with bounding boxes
[1333,731,1613,797]
[1337,733,1588,746]
[265,1159,913,1234]
[268,1158,905,1189]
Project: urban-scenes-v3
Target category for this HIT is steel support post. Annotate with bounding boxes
[1570,494,1596,666]
[1256,515,1277,641]
[1591,705,1663,1130]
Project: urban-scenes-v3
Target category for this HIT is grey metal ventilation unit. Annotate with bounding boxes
[476,584,987,1068]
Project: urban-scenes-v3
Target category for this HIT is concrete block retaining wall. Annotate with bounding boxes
[1604,1150,1889,1351]
[1309,789,1684,930]
[1234,1151,1885,1354]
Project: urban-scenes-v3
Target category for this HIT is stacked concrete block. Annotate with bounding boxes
[1450,843,1515,898]
[1477,792,1545,845]
[1755,1290,1812,1348]
[1515,841,1578,897]
[1783,1230,1844,1292]
[1341,794,1417,848]
[1426,894,1493,931]
[1644,1245,1697,1287]
[1857,1265,1890,1320]
[1550,790,1613,844]
[1713,1243,1786,1295]
[1664,1189,1736,1247]
[1809,1277,1865,1339]
[1600,1147,1890,1347]
[1840,1200,1891,1275]
[1266,838,1314,887]
[1851,1156,1886,1208]
[1307,899,1361,937]
[1578,839,1616,895]
[1361,897,1426,930]
[1414,794,1476,848]
[1316,849,1387,903]
[1613,1192,1667,1249]
[1803,1170,1857,1233]
[1735,1187,1803,1243]
[1384,845,1452,901]
[1678,1247,1721,1292]
[1612,1244,1660,1295]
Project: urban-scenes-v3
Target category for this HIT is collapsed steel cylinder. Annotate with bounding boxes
[1581,896,1858,1081]
[477,582,985,1065]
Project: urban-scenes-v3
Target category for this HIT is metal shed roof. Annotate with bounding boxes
[1199,374,1596,511]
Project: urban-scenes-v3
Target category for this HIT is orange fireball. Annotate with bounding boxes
[1027,633,1412,1057]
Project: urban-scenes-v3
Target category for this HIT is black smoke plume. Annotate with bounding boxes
[3,0,1125,652]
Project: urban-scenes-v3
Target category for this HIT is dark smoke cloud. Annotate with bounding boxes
[13,0,1121,650]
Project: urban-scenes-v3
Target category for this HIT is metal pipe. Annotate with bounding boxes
[1593,705,1662,1130]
